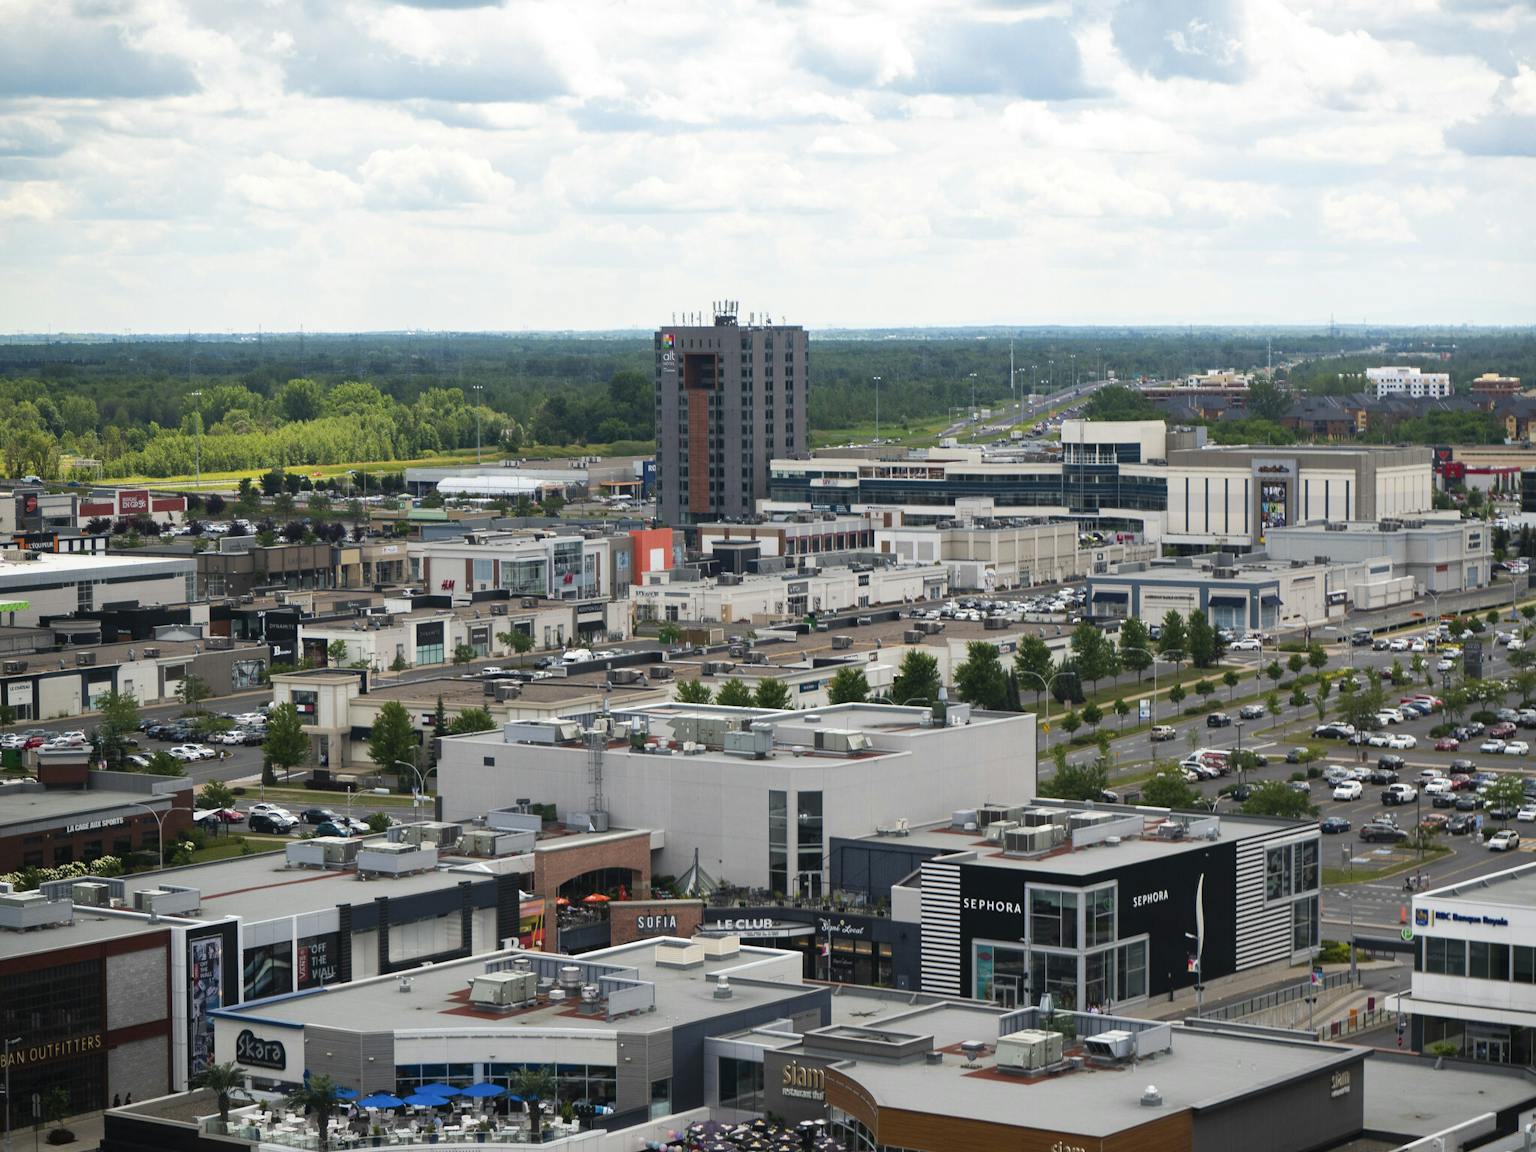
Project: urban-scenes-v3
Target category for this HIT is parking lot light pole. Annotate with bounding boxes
[125,800,168,872]
[393,760,436,814]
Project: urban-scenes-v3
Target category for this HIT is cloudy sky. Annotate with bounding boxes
[1,0,1533,332]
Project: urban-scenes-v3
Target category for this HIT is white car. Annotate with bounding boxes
[1424,778,1453,795]
[1489,829,1521,851]
[1409,639,1427,653]
[212,730,246,745]
[1518,805,1536,823]
[126,754,151,769]
[1230,637,1262,652]
[1437,659,1456,672]
[1506,741,1531,756]
[1387,733,1417,750]
[1367,732,1391,747]
[1482,739,1508,754]
[1332,780,1363,801]
[168,744,214,761]
[1389,638,1409,652]
[249,802,292,818]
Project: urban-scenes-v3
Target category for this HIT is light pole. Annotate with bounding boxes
[968,373,978,432]
[125,800,170,872]
[4,1034,20,1152]
[189,390,203,493]
[1013,669,1059,761]
[394,760,437,814]
[872,376,882,444]
[472,384,484,465]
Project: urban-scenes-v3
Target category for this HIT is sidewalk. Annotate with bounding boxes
[13,1110,105,1152]
[1126,957,1403,1023]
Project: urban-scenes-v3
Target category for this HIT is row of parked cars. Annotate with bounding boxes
[237,802,378,837]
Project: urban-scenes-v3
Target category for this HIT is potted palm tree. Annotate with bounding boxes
[511,1068,557,1143]
[192,1061,250,1134]
[289,1073,345,1152]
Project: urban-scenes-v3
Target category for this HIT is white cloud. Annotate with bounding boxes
[0,0,1531,328]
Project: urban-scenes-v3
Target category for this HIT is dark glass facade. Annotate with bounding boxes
[769,468,1167,516]
[0,959,107,1129]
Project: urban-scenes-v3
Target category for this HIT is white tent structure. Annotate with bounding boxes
[436,474,546,498]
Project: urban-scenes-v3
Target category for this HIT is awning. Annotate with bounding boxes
[1261,594,1282,606]
[1209,595,1247,607]
[1091,591,1129,603]
[699,920,815,940]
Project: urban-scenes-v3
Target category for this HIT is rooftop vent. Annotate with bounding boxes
[1141,1085,1163,1108]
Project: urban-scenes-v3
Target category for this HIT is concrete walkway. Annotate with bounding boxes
[12,1110,105,1152]
[1127,957,1405,1024]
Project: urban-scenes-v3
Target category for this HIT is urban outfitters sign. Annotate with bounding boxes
[782,1061,825,1101]
[0,1034,103,1068]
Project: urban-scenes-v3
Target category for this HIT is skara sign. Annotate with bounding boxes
[234,1029,286,1070]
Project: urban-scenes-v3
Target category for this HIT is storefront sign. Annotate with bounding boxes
[296,933,339,989]
[818,917,866,937]
[712,918,778,932]
[0,1034,102,1068]
[636,914,678,932]
[963,898,1022,915]
[1330,1070,1351,1098]
[234,1029,287,1071]
[781,1062,825,1101]
[1132,890,1169,909]
[1431,909,1510,927]
[64,816,125,835]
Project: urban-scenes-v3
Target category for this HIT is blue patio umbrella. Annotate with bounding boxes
[415,1083,463,1097]
[459,1084,504,1099]
[358,1094,403,1110]
[335,1088,360,1101]
[404,1093,452,1108]
[503,1094,523,1103]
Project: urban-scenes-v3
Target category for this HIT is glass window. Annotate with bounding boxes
[768,790,787,897]
[649,1078,671,1120]
[1084,950,1113,1011]
[796,790,824,883]
[1266,845,1292,901]
[1030,888,1078,949]
[1116,940,1147,1002]
[1086,886,1115,948]
[973,942,1026,1005]
[1470,941,1510,981]
[1029,950,1078,1011]
[1515,946,1536,984]
[1297,840,1319,893]
[1425,936,1467,977]
[1292,896,1318,952]
[472,558,493,585]
[719,1057,764,1113]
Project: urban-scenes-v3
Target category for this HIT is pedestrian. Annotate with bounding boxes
[124,1092,132,1106]
[113,1094,121,1109]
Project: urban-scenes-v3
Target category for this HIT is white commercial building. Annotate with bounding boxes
[0,551,195,627]
[409,530,624,603]
[1266,517,1491,596]
[630,562,947,626]
[438,701,1036,896]
[1392,862,1536,1066]
[1367,365,1452,399]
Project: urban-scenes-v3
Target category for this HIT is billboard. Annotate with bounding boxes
[119,490,150,515]
[296,932,340,989]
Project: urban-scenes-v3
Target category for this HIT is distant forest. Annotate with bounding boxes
[0,327,1530,478]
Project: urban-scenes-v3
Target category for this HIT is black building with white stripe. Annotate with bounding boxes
[840,802,1320,1011]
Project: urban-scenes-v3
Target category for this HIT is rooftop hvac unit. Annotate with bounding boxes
[983,616,1008,630]
[903,630,924,644]
[142,646,160,658]
[650,665,674,681]
[723,727,773,759]
[1004,825,1061,855]
[978,805,1025,828]
[522,598,536,608]
[71,881,110,907]
[983,820,1017,843]
[1069,811,1116,831]
[504,720,583,745]
[1083,1030,1136,1061]
[744,651,768,665]
[1017,808,1059,828]
[75,652,96,666]
[461,829,500,856]
[0,891,73,931]
[483,679,501,697]
[951,808,978,828]
[813,728,871,754]
[490,604,508,616]
[1156,821,1187,841]
[996,1029,1064,1073]
[3,660,25,674]
[469,970,539,1011]
[495,683,522,702]
[831,635,853,650]
[357,842,438,876]
[608,668,645,685]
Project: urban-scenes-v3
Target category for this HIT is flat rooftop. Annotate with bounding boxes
[1360,1051,1536,1140]
[364,672,663,709]
[0,551,193,586]
[0,907,174,961]
[1423,861,1536,908]
[876,805,1303,878]
[784,1000,1360,1137]
[220,939,817,1036]
[0,785,185,832]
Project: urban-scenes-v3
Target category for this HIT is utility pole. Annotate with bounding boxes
[872,375,882,443]
[189,391,203,493]
[472,384,484,465]
[4,1035,19,1152]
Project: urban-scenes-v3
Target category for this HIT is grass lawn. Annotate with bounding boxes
[189,834,290,864]
[235,783,426,812]
[809,413,954,451]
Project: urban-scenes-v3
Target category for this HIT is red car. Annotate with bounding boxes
[208,808,245,824]
[1435,737,1460,751]
[1490,722,1518,739]
[21,736,44,749]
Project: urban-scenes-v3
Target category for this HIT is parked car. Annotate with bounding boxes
[1285,747,1309,764]
[1517,805,1536,823]
[1238,704,1265,720]
[1386,733,1418,750]
[1382,783,1419,805]
[1332,780,1363,801]
[1507,741,1532,756]
[315,820,360,838]
[1446,813,1477,836]
[1321,816,1353,834]
[1368,767,1400,785]
[301,808,339,826]
[1360,822,1410,843]
[1435,737,1460,751]
[1206,712,1233,729]
[1491,722,1518,739]
[1230,637,1262,651]
[249,802,293,818]
[1482,739,1509,754]
[249,812,299,834]
[1489,829,1522,852]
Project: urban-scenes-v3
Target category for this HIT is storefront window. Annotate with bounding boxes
[1425,936,1467,977]
[1116,939,1148,1002]
[1084,950,1113,1011]
[797,791,823,896]
[1514,946,1536,984]
[719,1057,764,1112]
[1291,896,1318,953]
[974,942,1027,1006]
[1470,941,1510,981]
[1029,950,1078,1011]
[1030,888,1078,949]
[769,791,787,896]
[1085,886,1115,948]
[1266,845,1292,900]
[501,558,547,596]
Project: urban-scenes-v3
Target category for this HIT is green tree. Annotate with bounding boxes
[96,689,141,768]
[953,642,1009,710]
[364,812,392,833]
[1265,660,1284,687]
[753,678,793,710]
[1194,679,1215,702]
[1168,683,1187,708]
[369,700,420,788]
[499,629,535,657]
[1517,669,1536,706]
[263,702,310,781]
[1186,609,1218,669]
[1222,668,1240,699]
[197,780,237,811]
[144,750,186,776]
[452,643,475,665]
[1313,675,1333,722]
[890,649,942,707]
[1290,683,1310,715]
[447,707,497,735]
[1266,691,1282,724]
[1142,771,1200,810]
[1081,702,1104,732]
[1242,781,1316,819]
[178,673,211,715]
[1040,745,1109,801]
[1013,634,1055,702]
[827,666,871,704]
[1307,644,1329,673]
[1339,678,1387,734]
[1118,617,1153,681]
[1060,710,1082,739]
[675,679,713,704]
[1486,775,1527,826]
[1070,621,1119,693]
[715,678,754,707]
[511,1068,557,1143]
[290,1074,345,1152]
[327,638,350,666]
[193,1061,251,1128]
[1113,697,1130,730]
[656,622,683,646]
[1158,611,1187,670]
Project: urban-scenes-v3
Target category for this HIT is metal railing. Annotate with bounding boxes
[1200,969,1355,1022]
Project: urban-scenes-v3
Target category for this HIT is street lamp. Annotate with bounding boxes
[393,760,437,814]
[189,390,203,494]
[1234,719,1245,787]
[472,384,485,465]
[125,800,171,872]
[872,376,882,444]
